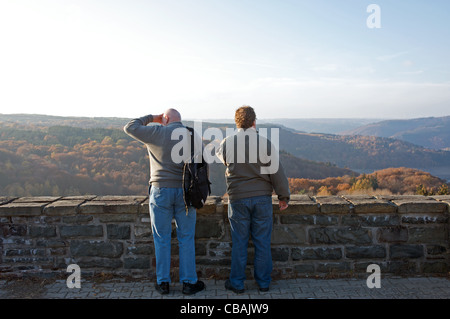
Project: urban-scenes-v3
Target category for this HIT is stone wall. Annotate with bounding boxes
[0,195,449,280]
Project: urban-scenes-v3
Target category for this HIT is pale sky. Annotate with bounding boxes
[0,0,449,120]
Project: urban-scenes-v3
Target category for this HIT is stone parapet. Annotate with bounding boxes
[0,195,448,279]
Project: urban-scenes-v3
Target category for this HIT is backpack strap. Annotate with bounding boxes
[186,126,195,161]
[183,126,195,215]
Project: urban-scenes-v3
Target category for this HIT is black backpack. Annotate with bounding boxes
[182,127,211,212]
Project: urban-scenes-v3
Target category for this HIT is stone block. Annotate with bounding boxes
[316,262,350,273]
[197,197,220,214]
[93,195,147,202]
[309,227,372,245]
[36,239,67,248]
[208,242,231,257]
[345,245,386,259]
[271,247,290,262]
[29,226,57,238]
[421,261,449,273]
[274,195,319,214]
[79,201,139,214]
[2,237,33,245]
[107,224,131,239]
[292,247,342,260]
[314,215,339,226]
[79,196,146,215]
[376,195,430,201]
[4,248,45,256]
[342,214,400,227]
[195,241,207,256]
[62,215,94,224]
[98,214,136,223]
[134,225,152,238]
[3,256,53,265]
[386,260,418,274]
[195,257,231,266]
[377,226,408,243]
[313,196,351,214]
[60,195,97,201]
[354,261,390,273]
[70,241,123,258]
[127,244,153,255]
[13,196,61,203]
[407,226,447,243]
[1,224,27,237]
[293,263,315,273]
[0,197,16,205]
[430,195,450,208]
[279,215,315,225]
[390,244,423,259]
[43,200,84,215]
[401,214,449,224]
[75,258,123,269]
[60,225,103,238]
[343,195,397,214]
[124,256,150,269]
[390,197,447,214]
[0,202,45,217]
[138,198,149,214]
[426,244,447,257]
[49,247,67,256]
[195,218,223,239]
[271,225,307,244]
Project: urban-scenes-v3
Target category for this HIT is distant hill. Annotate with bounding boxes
[277,129,450,172]
[0,114,382,135]
[280,151,356,179]
[258,118,381,135]
[341,116,450,151]
[0,113,129,129]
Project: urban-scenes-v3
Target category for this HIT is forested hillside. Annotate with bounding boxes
[1,114,448,197]
[0,121,355,197]
[0,124,149,196]
[278,129,450,172]
[342,116,450,151]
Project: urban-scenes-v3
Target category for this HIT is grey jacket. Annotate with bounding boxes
[124,115,195,188]
[216,127,290,202]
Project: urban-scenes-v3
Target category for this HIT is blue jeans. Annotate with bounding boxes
[149,186,197,284]
[228,195,273,290]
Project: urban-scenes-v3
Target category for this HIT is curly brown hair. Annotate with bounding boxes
[234,105,256,129]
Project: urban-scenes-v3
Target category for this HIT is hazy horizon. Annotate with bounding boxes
[0,111,442,121]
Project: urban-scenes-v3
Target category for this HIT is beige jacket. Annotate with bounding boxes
[216,127,290,202]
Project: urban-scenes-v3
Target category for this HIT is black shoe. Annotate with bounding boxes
[182,280,205,295]
[225,279,245,294]
[259,286,270,292]
[155,282,170,295]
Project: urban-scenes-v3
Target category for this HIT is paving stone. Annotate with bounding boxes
[0,277,449,299]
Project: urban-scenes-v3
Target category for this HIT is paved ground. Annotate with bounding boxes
[1,275,449,299]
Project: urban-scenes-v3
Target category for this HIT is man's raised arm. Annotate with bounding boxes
[124,114,163,143]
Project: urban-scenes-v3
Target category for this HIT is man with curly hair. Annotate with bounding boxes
[216,105,290,293]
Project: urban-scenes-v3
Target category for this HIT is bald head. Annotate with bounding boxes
[163,108,181,125]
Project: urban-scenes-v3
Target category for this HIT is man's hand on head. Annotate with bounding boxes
[153,113,164,125]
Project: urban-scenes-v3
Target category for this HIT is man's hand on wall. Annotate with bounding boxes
[279,200,288,211]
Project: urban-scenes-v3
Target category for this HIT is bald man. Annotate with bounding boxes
[124,109,205,295]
